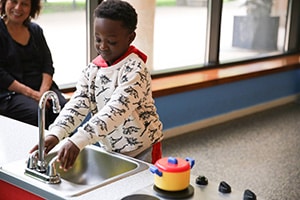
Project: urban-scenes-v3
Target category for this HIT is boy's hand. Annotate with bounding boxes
[57,140,80,171]
[29,135,59,154]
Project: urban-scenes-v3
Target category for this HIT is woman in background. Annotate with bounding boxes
[0,0,66,128]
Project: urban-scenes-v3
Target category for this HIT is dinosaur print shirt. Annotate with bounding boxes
[48,46,163,157]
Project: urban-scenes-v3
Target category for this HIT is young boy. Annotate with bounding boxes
[30,0,163,170]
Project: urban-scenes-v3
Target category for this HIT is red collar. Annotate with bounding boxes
[92,46,147,68]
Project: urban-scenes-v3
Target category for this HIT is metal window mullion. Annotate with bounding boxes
[284,0,300,52]
[86,0,102,63]
[205,0,223,65]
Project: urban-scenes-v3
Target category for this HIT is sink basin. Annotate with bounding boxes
[2,145,149,197]
[40,145,149,196]
[46,145,147,187]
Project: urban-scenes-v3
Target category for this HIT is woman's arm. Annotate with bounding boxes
[8,80,41,101]
[39,73,53,94]
[8,73,53,101]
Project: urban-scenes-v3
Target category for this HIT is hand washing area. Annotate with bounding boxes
[0,91,149,199]
[0,112,152,199]
[19,91,147,196]
[3,145,148,198]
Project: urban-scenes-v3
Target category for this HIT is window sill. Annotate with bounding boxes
[63,53,300,99]
[151,53,300,98]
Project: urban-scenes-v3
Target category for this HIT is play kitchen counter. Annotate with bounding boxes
[0,116,260,200]
[0,115,153,200]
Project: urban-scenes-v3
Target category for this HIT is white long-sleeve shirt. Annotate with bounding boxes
[48,47,163,157]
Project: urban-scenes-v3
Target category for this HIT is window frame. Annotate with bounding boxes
[61,0,300,97]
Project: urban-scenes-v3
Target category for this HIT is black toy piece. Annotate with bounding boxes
[218,181,232,194]
[243,189,257,200]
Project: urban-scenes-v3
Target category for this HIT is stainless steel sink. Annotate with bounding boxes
[46,145,147,186]
[2,145,149,198]
[43,145,149,196]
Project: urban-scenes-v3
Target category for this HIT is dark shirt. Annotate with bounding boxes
[0,18,54,92]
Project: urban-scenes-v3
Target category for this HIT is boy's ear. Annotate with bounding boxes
[128,32,136,44]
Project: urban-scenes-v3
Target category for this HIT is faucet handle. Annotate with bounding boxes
[47,155,58,176]
[27,150,38,169]
[47,155,61,184]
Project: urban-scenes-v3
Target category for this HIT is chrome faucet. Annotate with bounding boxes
[25,91,61,184]
[37,90,61,172]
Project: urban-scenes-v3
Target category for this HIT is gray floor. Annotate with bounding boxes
[162,102,300,200]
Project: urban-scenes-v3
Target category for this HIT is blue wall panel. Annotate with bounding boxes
[155,69,300,130]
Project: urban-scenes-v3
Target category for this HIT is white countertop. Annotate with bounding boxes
[0,115,153,200]
[0,115,39,166]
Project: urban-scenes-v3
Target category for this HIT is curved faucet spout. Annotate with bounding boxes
[37,91,61,172]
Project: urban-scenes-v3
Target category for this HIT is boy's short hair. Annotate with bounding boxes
[94,0,137,33]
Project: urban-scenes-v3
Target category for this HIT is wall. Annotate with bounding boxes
[155,69,300,137]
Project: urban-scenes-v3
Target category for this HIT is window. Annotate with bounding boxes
[152,1,208,72]
[219,0,289,62]
[35,0,87,88]
[35,0,297,90]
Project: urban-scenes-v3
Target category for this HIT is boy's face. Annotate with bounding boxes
[94,17,135,65]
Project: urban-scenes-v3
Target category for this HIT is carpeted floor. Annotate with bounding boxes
[162,102,300,200]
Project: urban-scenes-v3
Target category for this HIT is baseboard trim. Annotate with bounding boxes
[163,94,300,139]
